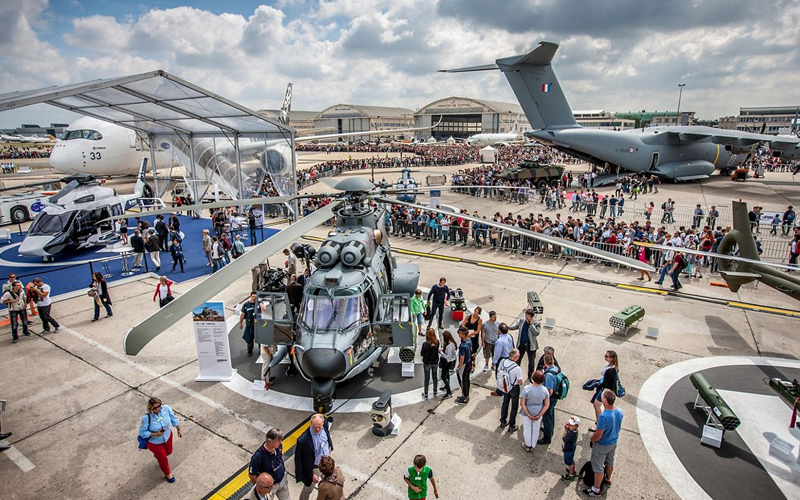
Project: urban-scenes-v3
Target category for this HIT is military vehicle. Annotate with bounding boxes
[493,161,564,189]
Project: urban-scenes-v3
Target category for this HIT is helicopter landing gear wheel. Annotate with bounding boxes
[311,379,336,414]
[41,256,54,263]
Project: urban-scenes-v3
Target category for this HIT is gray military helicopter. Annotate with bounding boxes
[441,42,800,181]
[112,178,651,413]
[394,164,418,203]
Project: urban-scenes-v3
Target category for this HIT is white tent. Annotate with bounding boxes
[479,145,497,163]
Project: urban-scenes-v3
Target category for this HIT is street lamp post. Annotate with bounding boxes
[676,83,686,126]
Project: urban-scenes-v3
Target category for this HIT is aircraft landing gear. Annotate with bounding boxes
[311,379,335,414]
[41,256,54,263]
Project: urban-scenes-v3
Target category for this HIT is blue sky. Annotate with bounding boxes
[2,0,799,128]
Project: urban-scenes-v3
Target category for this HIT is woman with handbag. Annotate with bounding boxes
[420,328,440,399]
[138,397,182,483]
[89,272,113,321]
[589,350,620,432]
[153,276,174,308]
[438,330,457,399]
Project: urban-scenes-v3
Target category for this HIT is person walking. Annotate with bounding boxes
[420,328,440,399]
[519,370,550,452]
[246,473,275,500]
[248,428,290,500]
[589,351,619,432]
[170,237,185,273]
[131,229,145,269]
[153,276,174,308]
[410,289,426,335]
[145,229,161,271]
[498,348,522,433]
[2,280,29,343]
[90,272,113,321]
[202,229,213,266]
[438,330,457,399]
[248,210,258,245]
[295,413,334,500]
[403,454,439,500]
[29,278,60,333]
[155,214,169,251]
[425,277,450,330]
[138,397,182,483]
[454,327,473,405]
[316,456,345,500]
[584,390,623,496]
[508,308,540,382]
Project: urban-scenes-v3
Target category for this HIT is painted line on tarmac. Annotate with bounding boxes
[727,301,800,318]
[476,261,575,280]
[58,325,270,434]
[203,418,311,500]
[1,443,35,472]
[616,284,668,295]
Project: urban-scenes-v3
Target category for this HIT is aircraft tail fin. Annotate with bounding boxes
[496,42,578,131]
[279,83,293,126]
[134,157,148,197]
[728,201,761,261]
[510,114,520,134]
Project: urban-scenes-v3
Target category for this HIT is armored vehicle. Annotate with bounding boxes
[493,161,564,188]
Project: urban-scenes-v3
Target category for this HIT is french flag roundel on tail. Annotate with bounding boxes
[542,83,551,93]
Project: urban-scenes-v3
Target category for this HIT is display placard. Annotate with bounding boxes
[192,302,236,382]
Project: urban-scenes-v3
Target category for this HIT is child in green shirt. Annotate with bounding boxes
[403,454,439,499]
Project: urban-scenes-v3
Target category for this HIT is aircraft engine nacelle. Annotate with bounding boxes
[340,241,367,267]
[261,142,293,176]
[315,241,341,268]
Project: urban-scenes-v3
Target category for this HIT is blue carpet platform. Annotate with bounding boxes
[0,215,280,308]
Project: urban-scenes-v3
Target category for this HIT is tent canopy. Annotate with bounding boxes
[0,70,292,137]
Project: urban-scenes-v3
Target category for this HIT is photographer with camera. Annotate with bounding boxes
[28,278,60,333]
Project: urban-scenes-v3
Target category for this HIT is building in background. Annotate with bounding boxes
[572,110,635,130]
[615,110,696,128]
[718,106,800,134]
[414,97,530,140]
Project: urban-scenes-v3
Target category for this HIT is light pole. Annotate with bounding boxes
[676,83,686,126]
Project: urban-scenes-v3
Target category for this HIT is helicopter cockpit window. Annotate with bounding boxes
[28,212,75,236]
[301,296,369,332]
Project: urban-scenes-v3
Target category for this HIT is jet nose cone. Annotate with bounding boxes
[49,144,76,173]
[18,236,50,257]
[300,348,347,379]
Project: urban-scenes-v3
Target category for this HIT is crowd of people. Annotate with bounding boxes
[0,145,51,160]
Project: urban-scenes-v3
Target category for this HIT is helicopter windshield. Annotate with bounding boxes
[301,295,369,332]
[28,212,75,236]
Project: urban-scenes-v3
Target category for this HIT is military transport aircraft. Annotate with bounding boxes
[441,42,800,181]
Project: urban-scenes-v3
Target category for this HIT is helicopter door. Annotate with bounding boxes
[374,293,413,347]
[254,292,295,345]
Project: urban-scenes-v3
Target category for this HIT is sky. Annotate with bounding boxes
[1,0,799,128]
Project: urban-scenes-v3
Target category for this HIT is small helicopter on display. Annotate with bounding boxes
[394,165,418,202]
[5,160,159,261]
[112,178,650,413]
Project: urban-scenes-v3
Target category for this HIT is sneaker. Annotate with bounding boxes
[454,397,468,405]
[483,365,490,372]
[441,393,453,399]
[561,473,577,481]
[537,438,551,445]
[42,330,51,333]
[12,338,17,344]
[499,422,507,428]
[433,392,438,398]
[54,327,60,333]
[438,385,447,391]
[582,487,601,497]
[603,478,612,488]
[508,425,519,432]
[421,393,428,400]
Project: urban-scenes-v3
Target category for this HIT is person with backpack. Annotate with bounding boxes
[670,251,686,290]
[232,235,246,259]
[138,397,182,483]
[783,206,795,236]
[539,353,566,446]
[498,349,522,432]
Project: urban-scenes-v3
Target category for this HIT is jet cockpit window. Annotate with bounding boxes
[60,130,102,141]
[28,212,75,236]
[300,295,369,332]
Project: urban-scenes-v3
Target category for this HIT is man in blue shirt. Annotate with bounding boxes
[249,428,290,499]
[585,389,623,497]
[295,413,333,500]
[455,327,473,405]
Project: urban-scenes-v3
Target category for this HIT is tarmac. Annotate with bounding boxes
[0,152,799,499]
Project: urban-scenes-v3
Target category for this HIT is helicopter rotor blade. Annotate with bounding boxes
[640,242,799,271]
[379,197,653,272]
[123,199,343,355]
[0,179,63,193]
[104,193,325,222]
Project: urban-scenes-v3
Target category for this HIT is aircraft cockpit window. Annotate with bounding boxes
[301,295,369,332]
[60,129,103,141]
[28,212,74,236]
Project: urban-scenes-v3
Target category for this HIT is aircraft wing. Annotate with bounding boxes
[665,127,800,150]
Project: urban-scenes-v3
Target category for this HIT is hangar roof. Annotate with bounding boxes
[0,70,292,137]
[417,96,523,115]
[318,103,414,118]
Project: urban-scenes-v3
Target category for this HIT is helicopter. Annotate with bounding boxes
[109,178,651,413]
[4,159,159,261]
[644,200,800,302]
[394,164,418,203]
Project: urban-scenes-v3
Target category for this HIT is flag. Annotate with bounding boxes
[542,83,551,93]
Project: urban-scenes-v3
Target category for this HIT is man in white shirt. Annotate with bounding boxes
[30,278,60,333]
[498,349,523,432]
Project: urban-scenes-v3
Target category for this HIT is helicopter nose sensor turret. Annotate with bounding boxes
[301,348,347,379]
